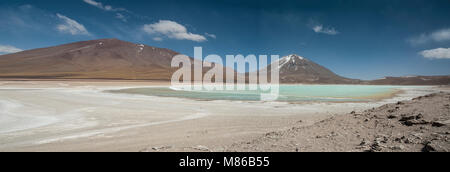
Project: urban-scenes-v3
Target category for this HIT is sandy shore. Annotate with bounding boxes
[0,80,443,152]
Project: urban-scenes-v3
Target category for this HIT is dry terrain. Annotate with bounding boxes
[0,80,447,152]
[228,90,450,152]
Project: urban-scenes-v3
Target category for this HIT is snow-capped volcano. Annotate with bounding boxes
[278,54,306,68]
[263,54,360,84]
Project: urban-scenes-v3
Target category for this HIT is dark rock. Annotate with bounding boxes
[402,119,429,126]
[399,114,429,126]
[432,122,445,127]
[151,146,173,151]
[397,136,420,144]
[375,135,389,144]
[431,120,449,127]
[327,132,338,138]
[413,96,423,101]
[390,145,405,151]
[421,141,447,152]
[424,93,437,98]
[404,138,413,144]
[387,109,396,113]
[394,137,406,143]
[400,116,416,121]
[388,115,397,119]
[369,142,383,152]
[416,113,424,119]
[359,139,370,146]
[422,144,435,152]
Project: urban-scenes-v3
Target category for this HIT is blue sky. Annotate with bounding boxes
[0,0,450,80]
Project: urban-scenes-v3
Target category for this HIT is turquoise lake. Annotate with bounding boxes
[111,85,418,102]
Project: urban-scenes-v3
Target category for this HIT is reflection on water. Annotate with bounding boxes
[110,85,415,102]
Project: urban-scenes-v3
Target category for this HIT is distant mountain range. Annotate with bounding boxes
[368,76,450,85]
[261,54,450,85]
[0,39,448,85]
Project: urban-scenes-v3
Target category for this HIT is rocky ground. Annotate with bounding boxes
[228,92,450,152]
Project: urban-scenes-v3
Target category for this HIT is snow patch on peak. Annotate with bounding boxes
[278,54,306,68]
[285,54,304,60]
[137,44,144,53]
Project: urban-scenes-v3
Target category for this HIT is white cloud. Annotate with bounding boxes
[409,28,450,45]
[312,25,339,35]
[142,20,207,42]
[205,33,216,39]
[115,13,127,22]
[419,48,450,59]
[83,0,129,22]
[56,13,90,35]
[152,37,163,41]
[83,0,102,9]
[83,0,126,12]
[0,45,23,55]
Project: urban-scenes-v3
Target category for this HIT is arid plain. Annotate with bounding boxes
[0,80,441,152]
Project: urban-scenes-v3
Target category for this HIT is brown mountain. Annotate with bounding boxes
[259,54,450,85]
[0,39,448,85]
[0,38,186,80]
[368,75,450,85]
[260,54,361,84]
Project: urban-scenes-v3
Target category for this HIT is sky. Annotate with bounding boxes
[0,0,450,80]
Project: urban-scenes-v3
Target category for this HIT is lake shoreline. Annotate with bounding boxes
[109,85,427,103]
[0,80,443,151]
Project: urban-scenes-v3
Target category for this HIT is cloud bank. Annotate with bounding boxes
[152,37,163,41]
[83,0,125,12]
[205,33,217,39]
[0,45,23,54]
[83,0,128,22]
[419,48,450,59]
[142,20,207,42]
[409,28,450,45]
[115,13,127,22]
[56,14,90,35]
[312,25,339,35]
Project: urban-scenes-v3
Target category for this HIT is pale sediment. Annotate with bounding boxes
[0,81,444,152]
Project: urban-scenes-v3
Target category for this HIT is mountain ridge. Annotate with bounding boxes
[0,39,449,85]
[0,38,181,80]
